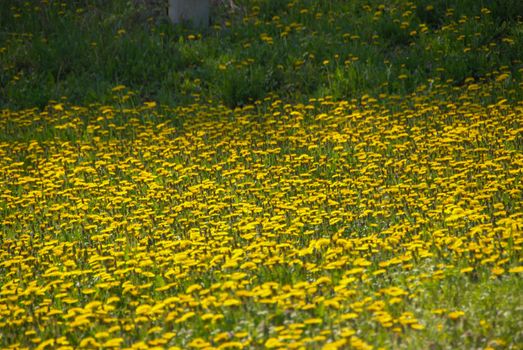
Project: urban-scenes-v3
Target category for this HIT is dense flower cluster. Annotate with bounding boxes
[0,76,521,349]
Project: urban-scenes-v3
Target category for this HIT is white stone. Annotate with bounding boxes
[168,0,210,27]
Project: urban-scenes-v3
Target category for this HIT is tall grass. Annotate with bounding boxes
[1,0,521,109]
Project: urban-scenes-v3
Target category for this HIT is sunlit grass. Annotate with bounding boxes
[1,74,522,349]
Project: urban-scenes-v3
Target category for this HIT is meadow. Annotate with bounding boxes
[0,0,522,349]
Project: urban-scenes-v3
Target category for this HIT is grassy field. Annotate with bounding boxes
[1,0,522,108]
[1,0,522,349]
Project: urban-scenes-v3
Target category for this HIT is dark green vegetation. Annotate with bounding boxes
[1,0,522,109]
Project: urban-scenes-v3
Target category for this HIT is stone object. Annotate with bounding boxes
[168,0,210,27]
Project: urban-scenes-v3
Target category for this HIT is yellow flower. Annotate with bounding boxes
[448,311,465,320]
[102,338,124,347]
[265,338,283,348]
[304,318,323,325]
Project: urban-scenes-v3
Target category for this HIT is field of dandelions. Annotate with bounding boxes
[1,1,522,349]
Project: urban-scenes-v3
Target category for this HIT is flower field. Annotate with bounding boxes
[1,76,522,349]
[1,0,523,349]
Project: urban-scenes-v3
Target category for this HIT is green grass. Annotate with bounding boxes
[1,0,522,109]
[408,275,523,349]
